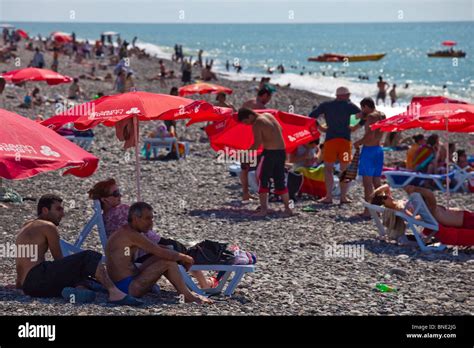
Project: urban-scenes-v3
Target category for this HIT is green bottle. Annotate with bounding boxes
[375,283,397,292]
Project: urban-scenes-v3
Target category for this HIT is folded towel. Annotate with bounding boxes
[339,147,360,183]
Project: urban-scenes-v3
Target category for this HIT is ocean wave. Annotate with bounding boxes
[137,40,473,105]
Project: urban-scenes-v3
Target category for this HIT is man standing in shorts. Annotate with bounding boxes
[238,108,293,217]
[309,87,361,204]
[239,87,273,203]
[376,76,389,106]
[353,97,386,217]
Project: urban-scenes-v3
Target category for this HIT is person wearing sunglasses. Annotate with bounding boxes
[371,184,474,230]
[88,179,218,290]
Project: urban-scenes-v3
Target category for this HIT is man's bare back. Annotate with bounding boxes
[16,220,62,288]
[253,113,285,150]
[242,99,265,110]
[363,111,385,146]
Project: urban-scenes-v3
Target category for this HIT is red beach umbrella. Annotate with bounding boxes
[16,29,29,39]
[205,109,320,154]
[44,91,225,199]
[178,82,233,97]
[1,68,73,85]
[0,109,98,180]
[371,101,474,205]
[51,31,73,43]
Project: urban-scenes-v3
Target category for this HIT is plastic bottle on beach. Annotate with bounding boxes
[375,283,397,292]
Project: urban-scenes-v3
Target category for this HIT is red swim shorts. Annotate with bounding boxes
[462,211,474,229]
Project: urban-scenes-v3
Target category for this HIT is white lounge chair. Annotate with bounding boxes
[143,137,190,160]
[179,264,255,297]
[451,164,474,192]
[59,200,254,296]
[59,200,107,256]
[63,135,94,151]
[384,170,458,192]
[363,192,446,252]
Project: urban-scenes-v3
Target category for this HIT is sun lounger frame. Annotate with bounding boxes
[384,170,460,192]
[179,264,255,297]
[363,192,446,252]
[59,200,253,296]
[143,137,190,160]
[63,135,94,151]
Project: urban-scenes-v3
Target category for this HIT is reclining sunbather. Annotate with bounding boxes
[105,202,212,303]
[88,179,218,289]
[15,194,141,305]
[371,184,474,229]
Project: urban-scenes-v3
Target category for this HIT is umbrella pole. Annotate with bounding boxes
[134,115,141,201]
[445,117,449,207]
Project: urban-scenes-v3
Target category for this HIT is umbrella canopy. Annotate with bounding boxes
[16,29,29,39]
[51,31,73,43]
[372,102,474,132]
[45,91,218,130]
[158,105,233,126]
[442,41,457,46]
[411,95,467,107]
[371,99,474,206]
[371,96,469,132]
[178,82,233,97]
[0,109,98,180]
[42,91,226,200]
[205,109,320,154]
[1,68,73,86]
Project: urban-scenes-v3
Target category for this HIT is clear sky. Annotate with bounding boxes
[1,0,473,23]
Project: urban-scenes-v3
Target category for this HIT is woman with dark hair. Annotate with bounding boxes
[88,179,217,289]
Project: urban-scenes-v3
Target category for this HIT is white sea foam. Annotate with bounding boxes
[136,40,473,108]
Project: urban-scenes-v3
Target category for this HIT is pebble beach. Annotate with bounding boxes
[0,44,473,316]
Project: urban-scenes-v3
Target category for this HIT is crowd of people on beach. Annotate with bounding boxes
[2,29,472,308]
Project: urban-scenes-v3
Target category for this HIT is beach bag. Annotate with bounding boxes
[158,237,188,254]
[287,171,303,201]
[186,240,235,265]
[339,147,360,183]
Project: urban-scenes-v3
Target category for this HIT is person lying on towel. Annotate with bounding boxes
[15,194,142,306]
[371,184,474,229]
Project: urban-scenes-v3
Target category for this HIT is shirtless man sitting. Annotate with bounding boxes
[371,184,474,230]
[237,108,293,217]
[16,194,141,305]
[106,202,212,303]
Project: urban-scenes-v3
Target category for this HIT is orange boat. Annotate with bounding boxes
[308,53,386,62]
